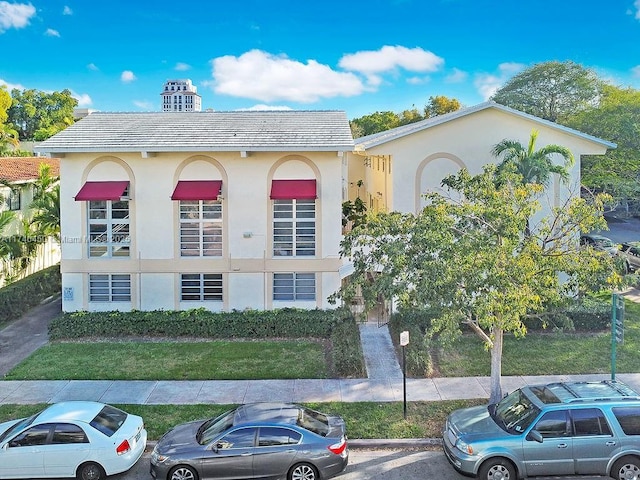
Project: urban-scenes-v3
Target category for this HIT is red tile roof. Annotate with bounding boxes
[0,157,60,182]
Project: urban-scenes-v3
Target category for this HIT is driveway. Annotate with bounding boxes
[596,214,640,244]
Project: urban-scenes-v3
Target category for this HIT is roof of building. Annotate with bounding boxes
[354,101,617,151]
[35,110,355,154]
[0,156,60,183]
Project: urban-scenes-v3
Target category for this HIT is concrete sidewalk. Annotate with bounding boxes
[3,373,640,406]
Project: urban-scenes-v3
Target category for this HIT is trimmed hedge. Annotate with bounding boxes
[49,307,366,378]
[0,264,61,324]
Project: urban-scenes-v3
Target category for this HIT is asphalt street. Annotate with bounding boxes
[113,448,469,480]
[597,214,640,244]
[113,448,607,480]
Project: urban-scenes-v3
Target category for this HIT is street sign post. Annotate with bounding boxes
[611,293,625,381]
[400,331,409,419]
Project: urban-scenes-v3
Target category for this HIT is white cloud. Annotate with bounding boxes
[445,68,468,83]
[338,45,444,75]
[406,76,430,85]
[0,1,36,33]
[71,91,92,107]
[175,62,191,71]
[474,62,525,100]
[632,65,640,77]
[238,104,293,111]
[211,49,365,102]
[63,5,72,15]
[0,78,25,90]
[87,63,99,71]
[133,100,154,110]
[121,70,137,83]
[635,0,640,19]
[45,28,60,37]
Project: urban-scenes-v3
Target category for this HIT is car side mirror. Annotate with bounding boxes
[526,430,543,443]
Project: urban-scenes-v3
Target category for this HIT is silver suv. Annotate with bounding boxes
[443,380,640,480]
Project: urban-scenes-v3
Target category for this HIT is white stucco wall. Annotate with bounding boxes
[59,150,343,312]
[360,108,610,215]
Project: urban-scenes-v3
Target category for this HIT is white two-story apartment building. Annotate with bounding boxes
[35,103,615,313]
[36,111,353,312]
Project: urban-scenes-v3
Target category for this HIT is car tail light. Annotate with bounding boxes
[116,439,131,455]
[327,437,347,455]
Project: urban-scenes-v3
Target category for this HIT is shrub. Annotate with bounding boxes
[49,306,365,377]
[388,309,438,377]
[524,298,611,331]
[0,264,61,324]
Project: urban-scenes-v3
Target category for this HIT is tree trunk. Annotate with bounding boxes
[489,325,504,404]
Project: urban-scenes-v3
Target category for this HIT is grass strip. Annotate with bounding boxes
[0,400,485,441]
[4,340,328,380]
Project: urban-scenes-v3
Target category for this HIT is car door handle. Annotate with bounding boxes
[606,441,616,446]
[557,443,568,449]
[240,452,253,456]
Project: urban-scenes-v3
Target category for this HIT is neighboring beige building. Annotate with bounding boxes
[35,102,615,313]
[344,101,615,217]
[0,156,61,285]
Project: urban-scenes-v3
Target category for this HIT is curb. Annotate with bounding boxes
[145,438,442,452]
[349,438,442,449]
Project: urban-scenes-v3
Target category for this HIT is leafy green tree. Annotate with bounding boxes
[491,61,603,123]
[335,165,619,403]
[0,86,19,154]
[565,85,640,213]
[350,111,400,138]
[397,107,424,126]
[0,86,10,124]
[424,95,461,118]
[8,88,77,140]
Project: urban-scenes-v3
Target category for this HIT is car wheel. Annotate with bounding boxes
[169,465,199,480]
[612,456,640,480]
[478,458,516,480]
[288,462,318,480]
[76,462,105,480]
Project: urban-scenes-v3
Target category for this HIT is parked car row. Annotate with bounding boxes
[0,401,347,480]
[581,233,640,273]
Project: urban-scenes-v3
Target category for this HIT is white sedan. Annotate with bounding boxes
[0,401,147,480]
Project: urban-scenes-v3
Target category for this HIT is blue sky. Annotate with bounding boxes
[1,0,640,119]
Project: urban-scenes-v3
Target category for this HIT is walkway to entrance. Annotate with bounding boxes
[358,321,403,380]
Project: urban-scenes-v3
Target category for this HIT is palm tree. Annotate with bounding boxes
[491,129,575,187]
[491,129,575,236]
[0,124,19,155]
[30,164,61,240]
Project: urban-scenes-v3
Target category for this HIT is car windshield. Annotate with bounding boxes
[595,238,614,248]
[297,407,329,436]
[89,405,128,437]
[0,413,39,443]
[198,409,236,445]
[493,389,541,434]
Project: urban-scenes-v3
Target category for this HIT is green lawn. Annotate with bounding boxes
[436,298,640,377]
[4,340,328,380]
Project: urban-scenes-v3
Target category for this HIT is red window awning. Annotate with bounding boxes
[270,179,317,200]
[74,181,129,201]
[171,180,222,200]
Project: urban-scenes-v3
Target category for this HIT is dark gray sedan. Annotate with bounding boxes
[150,403,348,480]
